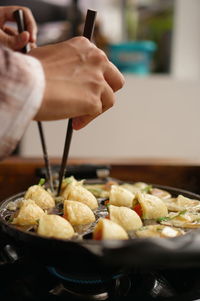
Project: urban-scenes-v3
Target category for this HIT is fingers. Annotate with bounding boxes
[32,36,124,123]
[0,6,37,42]
[28,42,37,50]
[21,7,37,42]
[13,31,30,50]
[2,26,36,50]
[72,82,115,130]
[104,61,125,92]
[66,37,125,93]
[0,29,30,50]
[87,46,124,92]
[71,45,123,130]
[3,26,18,36]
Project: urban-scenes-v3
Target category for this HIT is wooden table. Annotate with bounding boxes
[1,157,200,201]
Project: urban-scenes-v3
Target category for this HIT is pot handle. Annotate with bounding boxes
[0,243,19,266]
[0,231,20,267]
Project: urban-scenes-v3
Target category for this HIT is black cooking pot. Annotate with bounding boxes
[1,184,200,276]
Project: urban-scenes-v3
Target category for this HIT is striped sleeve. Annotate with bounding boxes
[0,46,45,159]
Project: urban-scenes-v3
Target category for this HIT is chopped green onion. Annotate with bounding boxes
[178,210,187,216]
[142,185,152,193]
[157,210,187,223]
[63,176,74,185]
[38,178,45,186]
[157,216,171,222]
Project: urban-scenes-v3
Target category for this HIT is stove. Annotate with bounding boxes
[1,232,200,301]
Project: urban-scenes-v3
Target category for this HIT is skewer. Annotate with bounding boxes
[57,9,97,196]
[14,9,54,192]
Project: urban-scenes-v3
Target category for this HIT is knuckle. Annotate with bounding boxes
[87,76,104,94]
[85,95,102,115]
[74,51,85,64]
[78,36,89,44]
[104,94,115,110]
[90,48,108,64]
[108,95,115,107]
[91,101,102,115]
[70,36,90,47]
[88,81,101,94]
[64,43,85,63]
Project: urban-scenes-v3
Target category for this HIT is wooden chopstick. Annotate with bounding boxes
[14,9,54,192]
[57,9,97,196]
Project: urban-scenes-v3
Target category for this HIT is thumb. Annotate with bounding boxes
[7,31,30,51]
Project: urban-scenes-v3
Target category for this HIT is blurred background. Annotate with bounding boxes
[2,0,200,160]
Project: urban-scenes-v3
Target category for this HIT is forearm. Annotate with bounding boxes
[0,45,45,159]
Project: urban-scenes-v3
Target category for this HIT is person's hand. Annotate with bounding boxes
[0,6,37,50]
[29,37,124,130]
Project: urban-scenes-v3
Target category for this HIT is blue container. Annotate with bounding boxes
[108,41,157,75]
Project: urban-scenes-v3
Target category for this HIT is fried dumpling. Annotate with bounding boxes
[131,182,150,191]
[121,182,155,196]
[37,214,74,239]
[109,205,142,231]
[163,195,200,212]
[150,188,171,200]
[25,185,55,210]
[83,184,109,198]
[109,185,135,208]
[93,218,128,240]
[160,211,200,229]
[62,179,98,210]
[64,200,95,225]
[120,183,141,194]
[12,199,45,226]
[136,192,168,219]
[135,224,184,238]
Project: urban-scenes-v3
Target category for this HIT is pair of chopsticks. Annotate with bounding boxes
[14,9,97,195]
